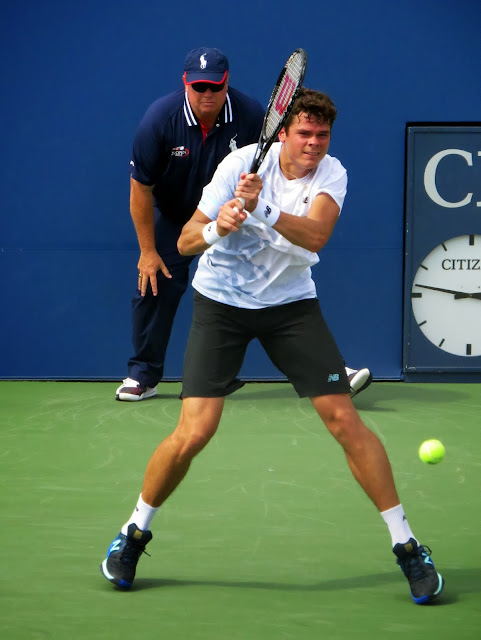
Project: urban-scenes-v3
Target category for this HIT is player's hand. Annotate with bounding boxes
[216,199,247,235]
[137,250,172,297]
[235,172,263,212]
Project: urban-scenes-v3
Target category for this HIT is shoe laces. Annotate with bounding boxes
[121,539,151,565]
[402,545,432,582]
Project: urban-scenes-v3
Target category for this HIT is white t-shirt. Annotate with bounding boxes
[193,142,347,309]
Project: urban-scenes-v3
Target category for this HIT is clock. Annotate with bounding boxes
[411,235,481,357]
[403,124,481,379]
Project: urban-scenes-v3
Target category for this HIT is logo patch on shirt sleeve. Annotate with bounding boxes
[171,146,190,158]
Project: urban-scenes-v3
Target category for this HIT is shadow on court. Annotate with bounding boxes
[120,567,481,604]
[111,381,476,409]
[352,383,474,412]
[223,381,474,408]
[121,570,405,593]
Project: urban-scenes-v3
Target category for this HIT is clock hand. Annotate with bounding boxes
[416,284,481,300]
[454,291,481,300]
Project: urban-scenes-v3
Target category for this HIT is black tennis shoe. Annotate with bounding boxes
[393,538,444,604]
[100,523,152,589]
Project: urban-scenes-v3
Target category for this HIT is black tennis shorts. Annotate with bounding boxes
[181,291,350,399]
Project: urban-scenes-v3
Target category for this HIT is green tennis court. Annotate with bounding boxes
[1,381,480,639]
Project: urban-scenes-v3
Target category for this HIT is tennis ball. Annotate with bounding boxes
[419,439,445,464]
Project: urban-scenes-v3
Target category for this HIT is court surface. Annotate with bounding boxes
[1,380,480,639]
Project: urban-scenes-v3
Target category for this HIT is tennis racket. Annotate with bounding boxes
[236,49,307,210]
[250,48,307,173]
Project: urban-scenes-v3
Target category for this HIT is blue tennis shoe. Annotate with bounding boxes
[100,523,152,589]
[393,538,444,604]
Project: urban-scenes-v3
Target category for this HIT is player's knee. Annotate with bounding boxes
[184,430,213,457]
[323,405,360,445]
[173,424,216,461]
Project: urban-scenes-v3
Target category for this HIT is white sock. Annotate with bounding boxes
[121,493,159,534]
[381,504,418,547]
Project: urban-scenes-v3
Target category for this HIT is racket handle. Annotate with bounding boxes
[234,197,245,213]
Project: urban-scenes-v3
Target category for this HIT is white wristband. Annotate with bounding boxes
[250,198,281,227]
[202,221,223,245]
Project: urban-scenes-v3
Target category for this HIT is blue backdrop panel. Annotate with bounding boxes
[1,0,480,380]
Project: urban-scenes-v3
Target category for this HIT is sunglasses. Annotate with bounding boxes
[190,81,226,93]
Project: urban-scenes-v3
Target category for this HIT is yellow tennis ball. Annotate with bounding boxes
[419,439,445,464]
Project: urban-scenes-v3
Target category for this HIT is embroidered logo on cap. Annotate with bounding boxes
[200,54,207,69]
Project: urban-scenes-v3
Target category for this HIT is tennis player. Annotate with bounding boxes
[100,88,442,604]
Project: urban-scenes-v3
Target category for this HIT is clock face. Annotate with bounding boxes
[411,235,481,357]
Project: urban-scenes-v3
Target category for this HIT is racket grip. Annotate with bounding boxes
[234,197,246,213]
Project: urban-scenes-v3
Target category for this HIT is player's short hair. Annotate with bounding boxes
[284,88,337,131]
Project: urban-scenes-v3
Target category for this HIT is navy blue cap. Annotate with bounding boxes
[183,47,229,84]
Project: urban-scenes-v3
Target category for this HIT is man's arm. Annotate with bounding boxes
[234,173,340,253]
[130,177,172,296]
[271,193,340,253]
[177,203,247,256]
[178,173,263,256]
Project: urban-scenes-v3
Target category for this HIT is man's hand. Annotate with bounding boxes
[137,250,172,297]
[216,199,248,235]
[234,172,263,212]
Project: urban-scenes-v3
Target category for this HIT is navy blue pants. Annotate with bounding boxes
[127,210,195,387]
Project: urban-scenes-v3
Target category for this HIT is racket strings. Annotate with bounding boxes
[265,52,305,138]
[249,49,307,173]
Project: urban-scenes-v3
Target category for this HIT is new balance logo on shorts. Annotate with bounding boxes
[264,205,272,219]
[328,373,340,382]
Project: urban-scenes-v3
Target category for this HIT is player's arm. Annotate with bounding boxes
[272,193,340,252]
[179,171,262,256]
[234,173,339,253]
[177,203,247,256]
[130,177,172,295]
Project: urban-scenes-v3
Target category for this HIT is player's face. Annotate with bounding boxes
[279,114,331,177]
[185,76,229,124]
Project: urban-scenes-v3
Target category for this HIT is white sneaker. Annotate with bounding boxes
[346,368,373,398]
[115,378,157,402]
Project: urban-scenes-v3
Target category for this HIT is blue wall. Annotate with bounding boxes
[1,0,480,380]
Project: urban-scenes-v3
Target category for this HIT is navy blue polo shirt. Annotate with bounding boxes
[130,87,264,226]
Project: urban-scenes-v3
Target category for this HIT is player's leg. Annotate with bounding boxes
[141,396,225,507]
[258,300,394,508]
[260,298,443,604]
[311,393,399,510]
[101,291,251,589]
[100,396,223,589]
[142,293,253,508]
[311,393,444,603]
